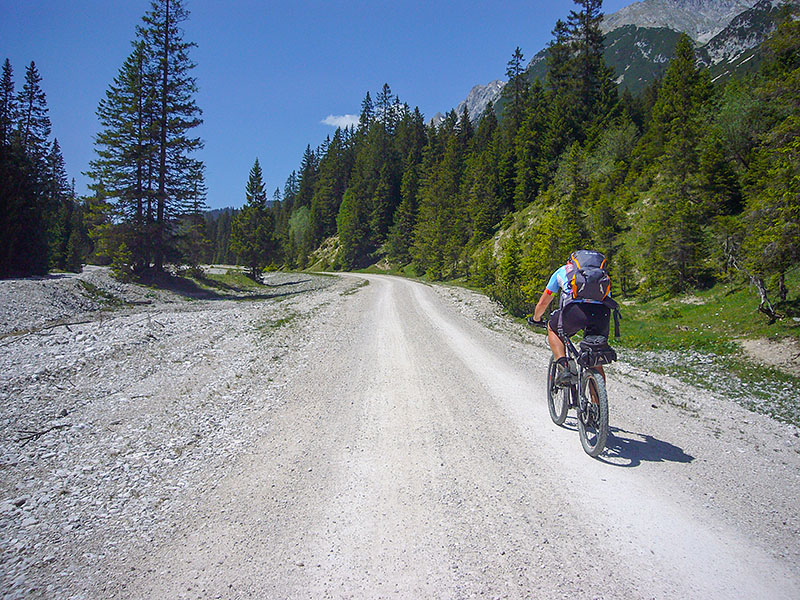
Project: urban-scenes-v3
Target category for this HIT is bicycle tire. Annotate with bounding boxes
[546,356,570,425]
[578,370,609,457]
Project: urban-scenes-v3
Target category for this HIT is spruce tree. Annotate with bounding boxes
[16,61,51,163]
[0,59,50,276]
[504,47,530,130]
[742,17,800,307]
[636,34,715,291]
[0,59,16,147]
[137,0,204,271]
[567,0,613,129]
[230,159,274,279]
[89,42,157,270]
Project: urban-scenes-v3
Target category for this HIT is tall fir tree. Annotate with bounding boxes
[0,59,16,148]
[137,0,204,271]
[16,61,51,164]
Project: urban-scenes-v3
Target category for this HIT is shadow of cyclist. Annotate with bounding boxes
[597,427,694,467]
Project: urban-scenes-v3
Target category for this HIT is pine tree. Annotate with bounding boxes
[137,0,204,271]
[0,59,16,147]
[504,46,530,130]
[230,159,274,279]
[742,17,800,309]
[16,61,51,163]
[88,41,157,270]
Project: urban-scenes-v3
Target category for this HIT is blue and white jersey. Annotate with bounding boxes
[545,265,603,304]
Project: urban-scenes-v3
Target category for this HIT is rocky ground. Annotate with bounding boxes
[0,267,798,599]
[0,267,338,598]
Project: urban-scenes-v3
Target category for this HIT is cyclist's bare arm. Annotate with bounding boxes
[533,290,555,322]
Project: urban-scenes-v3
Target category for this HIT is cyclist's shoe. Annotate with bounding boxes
[554,357,575,386]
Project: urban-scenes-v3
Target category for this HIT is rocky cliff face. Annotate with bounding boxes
[601,0,760,43]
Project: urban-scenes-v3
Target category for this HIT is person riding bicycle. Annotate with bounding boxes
[529,250,613,385]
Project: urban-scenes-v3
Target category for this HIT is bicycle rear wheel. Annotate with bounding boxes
[578,370,609,457]
[546,356,570,425]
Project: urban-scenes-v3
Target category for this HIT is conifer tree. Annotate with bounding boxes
[311,129,353,243]
[295,145,318,210]
[0,59,50,276]
[504,47,530,130]
[16,61,51,163]
[136,0,203,271]
[89,41,158,270]
[46,138,73,269]
[742,17,800,309]
[567,0,613,129]
[636,34,715,291]
[0,59,16,147]
[230,158,274,279]
[513,80,547,209]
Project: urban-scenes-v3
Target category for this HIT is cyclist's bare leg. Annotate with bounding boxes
[548,328,566,360]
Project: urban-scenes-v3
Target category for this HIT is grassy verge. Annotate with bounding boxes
[616,279,800,353]
[603,276,800,426]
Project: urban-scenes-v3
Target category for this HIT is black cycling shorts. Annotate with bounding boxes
[549,302,610,339]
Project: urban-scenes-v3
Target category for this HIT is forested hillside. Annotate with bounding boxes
[2,0,797,329]
[237,0,798,324]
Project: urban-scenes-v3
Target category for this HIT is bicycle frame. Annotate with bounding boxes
[559,333,590,411]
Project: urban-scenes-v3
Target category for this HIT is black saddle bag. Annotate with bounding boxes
[578,335,617,367]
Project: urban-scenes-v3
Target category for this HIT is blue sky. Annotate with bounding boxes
[1,0,630,209]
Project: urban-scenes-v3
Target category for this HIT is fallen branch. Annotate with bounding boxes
[17,423,72,446]
[0,318,96,347]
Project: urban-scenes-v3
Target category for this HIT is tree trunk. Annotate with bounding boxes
[779,272,787,303]
[751,275,778,324]
[155,0,170,273]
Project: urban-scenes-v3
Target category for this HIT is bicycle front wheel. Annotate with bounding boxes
[546,356,570,425]
[578,370,609,457]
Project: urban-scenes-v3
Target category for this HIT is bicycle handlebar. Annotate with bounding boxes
[527,315,548,329]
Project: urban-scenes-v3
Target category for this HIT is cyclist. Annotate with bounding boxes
[528,252,612,384]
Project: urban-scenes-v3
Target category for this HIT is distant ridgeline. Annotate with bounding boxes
[448,0,797,123]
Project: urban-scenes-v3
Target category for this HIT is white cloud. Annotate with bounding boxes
[321,114,359,129]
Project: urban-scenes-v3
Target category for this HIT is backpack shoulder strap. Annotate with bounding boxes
[603,297,621,339]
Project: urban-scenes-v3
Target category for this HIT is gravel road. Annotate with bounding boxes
[1,270,799,599]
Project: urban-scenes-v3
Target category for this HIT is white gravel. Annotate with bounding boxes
[1,269,798,599]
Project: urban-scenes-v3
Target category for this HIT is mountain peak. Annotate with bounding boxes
[600,0,761,43]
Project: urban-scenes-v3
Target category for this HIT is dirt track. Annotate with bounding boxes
[1,272,799,599]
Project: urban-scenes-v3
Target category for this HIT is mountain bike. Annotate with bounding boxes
[530,317,615,457]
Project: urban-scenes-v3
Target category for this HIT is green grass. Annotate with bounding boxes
[77,280,124,306]
[256,312,298,333]
[199,268,266,291]
[615,278,800,353]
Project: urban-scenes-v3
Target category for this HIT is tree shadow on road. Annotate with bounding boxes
[599,427,695,467]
